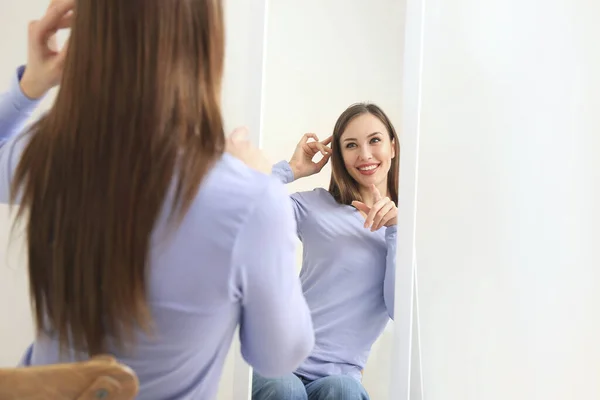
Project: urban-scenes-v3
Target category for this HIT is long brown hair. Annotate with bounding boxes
[329,103,400,206]
[10,0,225,357]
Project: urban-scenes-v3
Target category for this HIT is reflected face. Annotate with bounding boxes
[339,113,396,189]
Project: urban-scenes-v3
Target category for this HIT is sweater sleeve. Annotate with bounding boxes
[232,177,314,377]
[271,160,311,234]
[383,225,398,320]
[0,66,44,204]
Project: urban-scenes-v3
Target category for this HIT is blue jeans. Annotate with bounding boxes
[252,371,370,400]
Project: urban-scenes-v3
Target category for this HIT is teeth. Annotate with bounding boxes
[359,165,378,171]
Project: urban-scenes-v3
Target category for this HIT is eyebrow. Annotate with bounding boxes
[342,132,383,142]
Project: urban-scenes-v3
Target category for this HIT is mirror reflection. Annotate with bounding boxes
[254,1,404,398]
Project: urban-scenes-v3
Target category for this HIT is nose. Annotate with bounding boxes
[358,146,372,161]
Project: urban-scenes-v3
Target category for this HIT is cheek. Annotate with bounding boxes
[374,145,394,164]
[341,150,356,170]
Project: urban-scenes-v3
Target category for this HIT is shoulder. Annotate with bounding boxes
[196,153,291,222]
[173,153,293,273]
[292,186,339,208]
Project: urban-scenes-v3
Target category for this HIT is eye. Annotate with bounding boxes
[345,143,357,149]
[370,137,381,144]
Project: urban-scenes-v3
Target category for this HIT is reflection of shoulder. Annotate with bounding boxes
[293,187,342,209]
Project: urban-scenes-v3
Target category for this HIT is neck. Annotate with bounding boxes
[359,181,389,207]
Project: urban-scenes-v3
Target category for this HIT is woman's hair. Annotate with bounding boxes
[10,0,225,357]
[329,103,400,206]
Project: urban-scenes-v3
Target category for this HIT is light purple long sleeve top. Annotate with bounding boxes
[271,161,397,382]
[0,67,315,400]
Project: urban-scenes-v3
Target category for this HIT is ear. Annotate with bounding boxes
[391,138,396,159]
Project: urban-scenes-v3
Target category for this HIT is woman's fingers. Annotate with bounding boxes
[366,196,399,231]
[351,201,370,219]
[315,152,331,170]
[34,0,75,46]
[225,129,271,174]
[364,198,387,229]
[299,134,333,163]
[56,11,74,30]
[372,202,397,231]
[354,197,398,231]
[371,201,393,231]
[306,141,332,157]
[370,184,383,203]
[315,141,332,156]
[299,132,320,146]
[321,135,333,146]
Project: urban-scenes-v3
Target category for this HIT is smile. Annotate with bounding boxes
[357,164,380,175]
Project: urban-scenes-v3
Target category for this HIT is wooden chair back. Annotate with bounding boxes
[0,355,139,399]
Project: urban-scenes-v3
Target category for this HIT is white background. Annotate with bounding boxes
[415,0,600,399]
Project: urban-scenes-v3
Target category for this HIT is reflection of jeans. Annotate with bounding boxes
[252,371,370,400]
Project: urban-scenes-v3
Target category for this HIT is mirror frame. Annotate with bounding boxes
[230,0,270,399]
[391,0,426,398]
[234,0,425,398]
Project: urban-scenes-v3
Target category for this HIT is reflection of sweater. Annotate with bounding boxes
[0,66,314,400]
[272,160,397,382]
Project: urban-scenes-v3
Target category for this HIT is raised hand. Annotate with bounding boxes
[225,127,271,175]
[288,133,333,180]
[351,184,397,232]
[20,0,74,99]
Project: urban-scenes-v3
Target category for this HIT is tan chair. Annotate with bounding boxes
[0,355,139,399]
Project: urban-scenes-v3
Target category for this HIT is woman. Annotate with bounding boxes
[252,103,399,400]
[0,1,314,399]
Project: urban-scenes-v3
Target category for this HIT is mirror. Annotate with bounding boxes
[254,1,412,398]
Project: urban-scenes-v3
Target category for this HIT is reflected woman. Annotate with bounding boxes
[252,103,399,400]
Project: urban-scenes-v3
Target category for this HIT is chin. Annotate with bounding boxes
[353,171,383,187]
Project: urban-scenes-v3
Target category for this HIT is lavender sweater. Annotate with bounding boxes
[271,161,397,382]
[0,67,314,399]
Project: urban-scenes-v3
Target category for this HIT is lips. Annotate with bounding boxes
[357,163,380,176]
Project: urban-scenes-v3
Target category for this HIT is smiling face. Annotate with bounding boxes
[339,113,396,191]
[328,103,399,206]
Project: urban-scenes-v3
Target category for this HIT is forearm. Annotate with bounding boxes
[0,66,44,148]
[269,162,310,230]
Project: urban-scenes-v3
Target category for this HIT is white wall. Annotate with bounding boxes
[0,1,266,399]
[0,2,52,370]
[416,0,600,399]
[260,1,405,398]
